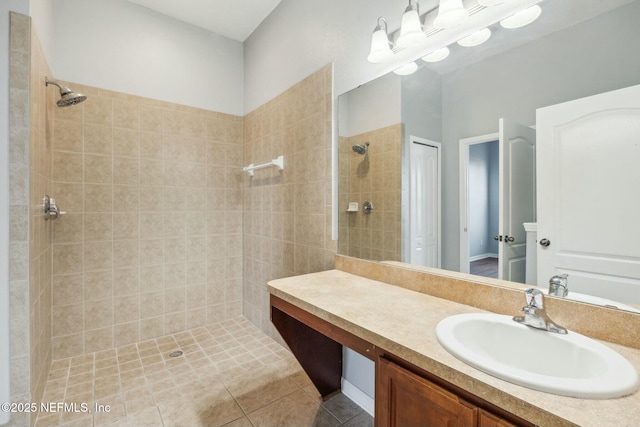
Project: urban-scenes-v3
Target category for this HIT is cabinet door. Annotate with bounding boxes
[479,409,517,427]
[376,357,477,427]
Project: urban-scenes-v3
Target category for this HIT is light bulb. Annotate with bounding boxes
[434,0,469,29]
[500,5,542,29]
[457,28,492,47]
[397,2,426,48]
[393,62,418,75]
[422,47,450,63]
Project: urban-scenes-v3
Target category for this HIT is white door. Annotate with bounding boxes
[498,119,536,283]
[409,137,441,268]
[536,84,640,303]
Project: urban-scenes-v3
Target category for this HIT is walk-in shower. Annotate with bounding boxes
[352,142,369,155]
[45,77,87,107]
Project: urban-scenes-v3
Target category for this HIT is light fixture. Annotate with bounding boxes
[500,5,542,29]
[367,17,394,63]
[421,47,450,63]
[477,0,505,6]
[433,0,469,29]
[397,0,426,48]
[457,28,492,47]
[393,62,418,75]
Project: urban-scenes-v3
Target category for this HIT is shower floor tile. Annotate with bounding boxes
[36,317,373,427]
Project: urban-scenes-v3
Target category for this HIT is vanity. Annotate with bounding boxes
[268,256,640,427]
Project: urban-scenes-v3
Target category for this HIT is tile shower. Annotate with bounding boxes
[50,81,244,358]
[7,11,351,427]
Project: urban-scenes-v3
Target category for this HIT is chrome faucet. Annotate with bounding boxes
[548,273,569,297]
[513,288,567,334]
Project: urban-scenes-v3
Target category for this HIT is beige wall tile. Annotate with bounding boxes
[85,96,113,126]
[85,154,113,184]
[85,212,113,241]
[84,326,114,353]
[54,120,83,152]
[85,124,113,155]
[53,243,83,275]
[113,267,139,296]
[113,128,140,158]
[53,274,84,306]
[84,270,114,302]
[84,299,113,330]
[85,184,113,212]
[53,303,84,336]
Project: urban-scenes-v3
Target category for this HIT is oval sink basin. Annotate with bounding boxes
[435,313,639,399]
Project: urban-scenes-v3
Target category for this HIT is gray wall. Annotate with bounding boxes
[439,1,640,270]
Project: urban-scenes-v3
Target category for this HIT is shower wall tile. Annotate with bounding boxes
[242,64,335,338]
[51,83,244,359]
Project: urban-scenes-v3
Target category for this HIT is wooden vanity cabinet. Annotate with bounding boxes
[376,357,520,427]
[270,296,531,427]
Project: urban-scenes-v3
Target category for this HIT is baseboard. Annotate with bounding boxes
[469,253,498,262]
[341,378,375,417]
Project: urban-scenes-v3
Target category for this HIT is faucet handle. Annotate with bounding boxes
[524,288,544,309]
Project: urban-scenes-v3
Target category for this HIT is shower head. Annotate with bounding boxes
[352,142,369,155]
[45,77,87,107]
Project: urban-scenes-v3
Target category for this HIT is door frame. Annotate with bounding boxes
[459,132,499,274]
[407,135,442,268]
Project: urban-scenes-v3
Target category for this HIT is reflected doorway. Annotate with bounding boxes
[459,133,499,277]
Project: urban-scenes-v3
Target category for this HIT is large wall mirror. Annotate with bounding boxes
[338,0,640,313]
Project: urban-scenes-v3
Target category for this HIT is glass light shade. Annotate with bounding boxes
[457,28,492,47]
[500,5,542,29]
[397,4,426,48]
[477,0,505,6]
[393,62,418,75]
[421,47,450,63]
[433,0,469,29]
[367,28,394,63]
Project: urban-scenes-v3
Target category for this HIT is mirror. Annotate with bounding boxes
[338,0,640,312]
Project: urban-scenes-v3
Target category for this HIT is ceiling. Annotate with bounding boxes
[127,0,282,42]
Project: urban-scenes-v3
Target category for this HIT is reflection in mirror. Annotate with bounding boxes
[338,0,640,312]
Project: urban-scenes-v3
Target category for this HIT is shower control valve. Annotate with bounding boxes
[43,195,66,220]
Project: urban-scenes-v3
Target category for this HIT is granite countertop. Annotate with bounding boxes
[267,269,640,427]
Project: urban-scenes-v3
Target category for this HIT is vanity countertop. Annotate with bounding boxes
[267,269,640,427]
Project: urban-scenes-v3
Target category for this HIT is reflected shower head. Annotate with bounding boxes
[352,142,369,155]
[45,77,87,107]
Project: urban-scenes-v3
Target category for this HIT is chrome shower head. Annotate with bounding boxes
[45,77,87,107]
[352,142,369,155]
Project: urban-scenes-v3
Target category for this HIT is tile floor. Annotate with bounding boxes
[36,318,373,427]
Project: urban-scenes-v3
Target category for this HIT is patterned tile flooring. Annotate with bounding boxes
[36,318,373,427]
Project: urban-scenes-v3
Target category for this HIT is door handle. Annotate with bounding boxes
[505,235,515,243]
[494,235,502,241]
[539,238,551,247]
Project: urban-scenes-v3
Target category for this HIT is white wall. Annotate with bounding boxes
[28,0,54,69]
[341,72,401,138]
[244,0,438,114]
[52,0,244,115]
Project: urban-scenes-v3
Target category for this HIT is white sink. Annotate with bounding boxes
[435,313,639,399]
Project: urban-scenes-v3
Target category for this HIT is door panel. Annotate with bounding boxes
[499,119,536,283]
[409,137,440,268]
[536,84,640,302]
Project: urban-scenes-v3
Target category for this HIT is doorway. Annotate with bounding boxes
[459,133,499,277]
